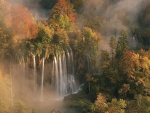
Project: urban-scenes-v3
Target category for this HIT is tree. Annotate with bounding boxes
[100,50,110,69]
[49,14,74,31]
[0,0,12,60]
[50,0,76,23]
[108,98,126,113]
[8,4,38,45]
[116,30,128,59]
[118,50,150,98]
[109,36,116,67]
[91,93,108,113]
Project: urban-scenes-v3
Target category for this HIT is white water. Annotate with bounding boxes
[67,48,77,93]
[132,37,136,48]
[51,49,78,97]
[33,55,37,100]
[17,48,78,100]
[41,57,45,101]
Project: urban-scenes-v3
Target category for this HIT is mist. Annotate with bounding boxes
[1,0,150,112]
[80,0,149,50]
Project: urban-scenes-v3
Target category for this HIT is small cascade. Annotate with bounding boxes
[67,48,77,93]
[52,53,68,97]
[132,37,136,48]
[54,56,59,95]
[62,51,67,95]
[51,58,55,91]
[33,55,37,100]
[41,57,45,101]
[59,55,63,95]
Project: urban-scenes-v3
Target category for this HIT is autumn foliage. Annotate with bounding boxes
[51,0,76,22]
[8,4,38,41]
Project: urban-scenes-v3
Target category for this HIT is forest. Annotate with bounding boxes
[0,0,150,113]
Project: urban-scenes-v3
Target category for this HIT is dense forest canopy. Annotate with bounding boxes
[0,0,150,113]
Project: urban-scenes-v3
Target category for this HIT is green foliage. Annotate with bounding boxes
[116,30,128,59]
[107,98,126,113]
[64,91,93,113]
[126,95,150,113]
[100,50,110,69]
[37,23,54,45]
[109,36,116,53]
[109,36,117,68]
[49,14,75,31]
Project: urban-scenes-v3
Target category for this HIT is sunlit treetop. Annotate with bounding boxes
[51,0,76,23]
[7,3,38,42]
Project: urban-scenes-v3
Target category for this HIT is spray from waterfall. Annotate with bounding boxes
[13,47,78,101]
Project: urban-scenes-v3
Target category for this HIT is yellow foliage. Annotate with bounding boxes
[95,93,108,108]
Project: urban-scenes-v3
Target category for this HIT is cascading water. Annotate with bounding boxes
[33,55,37,100]
[54,56,59,95]
[132,37,136,48]
[62,51,67,95]
[15,47,78,101]
[67,48,77,93]
[41,57,45,101]
[51,49,78,97]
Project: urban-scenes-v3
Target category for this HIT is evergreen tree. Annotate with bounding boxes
[109,36,116,67]
[116,30,128,59]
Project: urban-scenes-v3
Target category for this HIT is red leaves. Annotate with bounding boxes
[9,4,38,39]
[52,0,76,22]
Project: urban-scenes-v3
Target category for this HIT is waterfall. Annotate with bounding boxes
[51,49,78,97]
[59,55,63,95]
[41,57,45,101]
[62,51,67,95]
[33,55,37,100]
[17,47,78,100]
[132,37,136,48]
[54,56,59,95]
[70,48,74,74]
[67,48,77,93]
[51,58,55,91]
[54,53,68,96]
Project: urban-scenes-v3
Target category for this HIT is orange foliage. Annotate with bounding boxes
[52,0,76,22]
[122,50,150,80]
[0,0,11,26]
[8,4,38,40]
